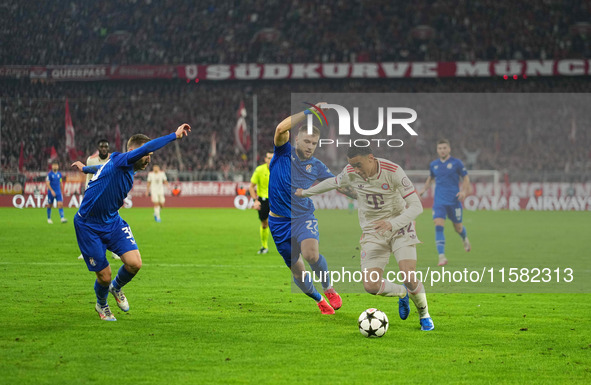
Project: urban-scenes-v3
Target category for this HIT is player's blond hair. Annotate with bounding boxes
[127,134,151,150]
[297,125,321,137]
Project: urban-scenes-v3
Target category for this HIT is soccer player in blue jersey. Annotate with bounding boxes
[46,161,67,224]
[418,139,472,266]
[268,103,347,315]
[71,123,191,321]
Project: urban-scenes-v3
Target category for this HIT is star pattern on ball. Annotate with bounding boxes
[365,324,379,337]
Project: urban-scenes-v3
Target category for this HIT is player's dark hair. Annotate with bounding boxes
[297,125,321,137]
[97,139,109,145]
[347,146,373,159]
[437,139,450,146]
[127,134,151,150]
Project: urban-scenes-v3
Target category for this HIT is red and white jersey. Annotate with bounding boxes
[147,171,168,196]
[335,158,416,233]
[85,154,110,189]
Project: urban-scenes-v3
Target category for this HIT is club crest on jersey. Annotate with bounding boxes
[447,163,453,169]
[89,258,96,267]
[381,183,389,190]
[360,251,366,259]
[305,164,312,173]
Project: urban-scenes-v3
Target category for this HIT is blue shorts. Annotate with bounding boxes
[269,215,319,267]
[432,202,463,223]
[48,191,63,204]
[74,214,139,272]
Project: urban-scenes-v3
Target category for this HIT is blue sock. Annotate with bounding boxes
[47,208,51,219]
[435,225,445,255]
[293,275,322,302]
[459,226,467,240]
[309,254,331,290]
[58,208,64,219]
[94,280,109,306]
[112,265,136,290]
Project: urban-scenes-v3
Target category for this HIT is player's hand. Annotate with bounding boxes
[295,188,304,197]
[175,123,191,139]
[71,161,84,172]
[253,200,261,210]
[313,102,328,111]
[457,191,467,201]
[373,220,392,234]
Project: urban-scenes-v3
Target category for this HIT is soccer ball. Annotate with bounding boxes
[358,308,389,338]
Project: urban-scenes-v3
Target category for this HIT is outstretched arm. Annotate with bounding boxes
[71,161,100,174]
[126,124,191,165]
[274,103,326,147]
[336,186,358,199]
[296,177,339,197]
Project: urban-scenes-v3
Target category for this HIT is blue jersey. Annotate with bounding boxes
[46,171,63,193]
[269,142,333,219]
[429,157,467,206]
[78,133,176,224]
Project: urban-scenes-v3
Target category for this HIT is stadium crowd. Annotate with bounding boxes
[1,0,590,180]
[1,0,590,65]
[1,78,590,178]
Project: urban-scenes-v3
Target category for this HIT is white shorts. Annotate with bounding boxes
[359,222,421,271]
[151,193,165,204]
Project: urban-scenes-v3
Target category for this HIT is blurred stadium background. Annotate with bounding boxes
[0,0,590,207]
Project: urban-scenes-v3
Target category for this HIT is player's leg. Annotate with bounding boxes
[269,215,333,313]
[47,194,54,224]
[57,198,67,223]
[396,250,433,331]
[299,237,341,310]
[296,216,342,309]
[105,218,141,312]
[450,203,470,252]
[74,215,115,320]
[432,205,447,265]
[360,235,408,320]
[257,200,270,254]
[151,195,160,222]
[106,250,140,313]
[95,265,113,305]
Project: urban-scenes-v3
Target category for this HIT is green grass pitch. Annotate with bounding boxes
[0,207,589,384]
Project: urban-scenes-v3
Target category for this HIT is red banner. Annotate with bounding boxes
[2,60,590,81]
[65,99,78,160]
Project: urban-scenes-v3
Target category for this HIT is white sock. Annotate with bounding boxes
[408,281,430,318]
[154,206,161,219]
[376,279,407,298]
